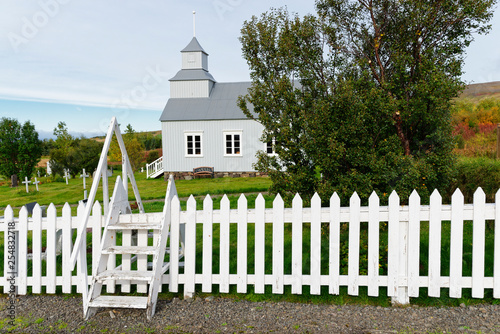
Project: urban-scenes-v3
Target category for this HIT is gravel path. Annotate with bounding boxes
[2,295,500,333]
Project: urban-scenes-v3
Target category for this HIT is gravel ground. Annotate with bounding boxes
[2,294,500,333]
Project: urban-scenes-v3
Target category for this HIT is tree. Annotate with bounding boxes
[238,1,496,203]
[109,134,145,172]
[49,122,103,177]
[0,118,42,183]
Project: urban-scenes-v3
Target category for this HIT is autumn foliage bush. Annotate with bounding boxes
[452,96,500,157]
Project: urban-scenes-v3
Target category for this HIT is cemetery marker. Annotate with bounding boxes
[33,177,40,191]
[22,176,30,193]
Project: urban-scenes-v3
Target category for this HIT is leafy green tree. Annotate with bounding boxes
[0,118,42,184]
[239,1,496,203]
[49,122,103,177]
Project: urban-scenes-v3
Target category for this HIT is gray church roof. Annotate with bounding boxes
[181,37,207,54]
[170,69,216,82]
[159,82,255,121]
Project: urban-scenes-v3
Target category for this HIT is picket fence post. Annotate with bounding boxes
[291,194,303,295]
[254,194,265,294]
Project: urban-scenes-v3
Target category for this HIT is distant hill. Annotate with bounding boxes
[461,81,500,97]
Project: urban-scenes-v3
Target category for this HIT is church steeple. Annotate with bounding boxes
[169,16,216,99]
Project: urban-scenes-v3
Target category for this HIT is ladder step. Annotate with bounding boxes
[102,246,156,255]
[95,270,154,283]
[88,295,148,309]
[108,222,161,230]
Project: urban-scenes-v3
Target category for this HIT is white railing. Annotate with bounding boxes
[2,186,499,303]
[146,156,164,179]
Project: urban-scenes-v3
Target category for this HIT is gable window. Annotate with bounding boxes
[224,131,242,156]
[185,131,203,157]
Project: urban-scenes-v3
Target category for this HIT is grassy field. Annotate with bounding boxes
[0,172,272,209]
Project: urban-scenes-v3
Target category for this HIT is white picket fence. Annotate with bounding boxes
[2,187,499,303]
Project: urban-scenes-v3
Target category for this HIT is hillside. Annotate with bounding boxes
[460,81,500,98]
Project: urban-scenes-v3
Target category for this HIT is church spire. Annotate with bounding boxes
[193,11,196,37]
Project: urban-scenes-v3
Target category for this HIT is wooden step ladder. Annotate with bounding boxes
[84,175,179,320]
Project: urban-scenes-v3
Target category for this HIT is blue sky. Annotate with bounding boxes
[1,0,499,139]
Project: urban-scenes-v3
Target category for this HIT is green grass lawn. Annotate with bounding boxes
[0,171,272,209]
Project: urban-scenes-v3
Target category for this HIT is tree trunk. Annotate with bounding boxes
[393,112,411,155]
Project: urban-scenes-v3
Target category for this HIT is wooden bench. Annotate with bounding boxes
[193,166,214,178]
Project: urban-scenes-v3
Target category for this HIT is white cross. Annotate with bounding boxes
[33,177,40,191]
[37,170,40,177]
[141,167,144,173]
[22,176,30,193]
[64,170,70,185]
[80,169,89,189]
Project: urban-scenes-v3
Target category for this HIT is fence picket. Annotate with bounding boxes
[472,188,486,298]
[32,204,42,294]
[219,195,230,293]
[273,194,284,294]
[62,203,72,293]
[76,202,85,294]
[368,192,380,297]
[137,228,148,293]
[237,195,248,293]
[429,190,442,297]
[169,195,181,293]
[254,194,265,294]
[202,195,213,293]
[449,189,464,298]
[184,195,197,298]
[46,203,57,293]
[121,214,132,293]
[291,194,303,294]
[329,193,341,295]
[3,206,14,293]
[408,190,421,298]
[311,193,321,295]
[348,192,360,296]
[18,206,28,295]
[388,191,400,299]
[494,190,500,298]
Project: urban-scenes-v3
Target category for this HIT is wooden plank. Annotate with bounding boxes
[494,189,500,298]
[62,203,72,293]
[348,192,360,296]
[329,193,341,295]
[3,206,14,293]
[428,190,442,297]
[449,189,464,298]
[408,190,421,298]
[202,195,213,292]
[273,194,284,294]
[95,270,154,282]
[32,204,42,294]
[18,206,28,295]
[169,195,181,293]
[76,202,85,293]
[219,195,230,293]
[254,194,265,294]
[291,194,303,294]
[137,229,149,293]
[310,193,321,295]
[92,202,103,277]
[88,295,148,309]
[46,203,57,293]
[472,188,486,298]
[368,192,379,297]
[184,196,197,297]
[237,194,248,293]
[121,216,132,293]
[388,191,400,299]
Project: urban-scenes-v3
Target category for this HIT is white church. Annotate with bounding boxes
[148,35,272,180]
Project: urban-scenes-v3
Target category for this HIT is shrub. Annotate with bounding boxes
[448,157,500,202]
[146,150,160,164]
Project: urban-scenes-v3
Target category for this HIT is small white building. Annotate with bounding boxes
[157,36,270,179]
